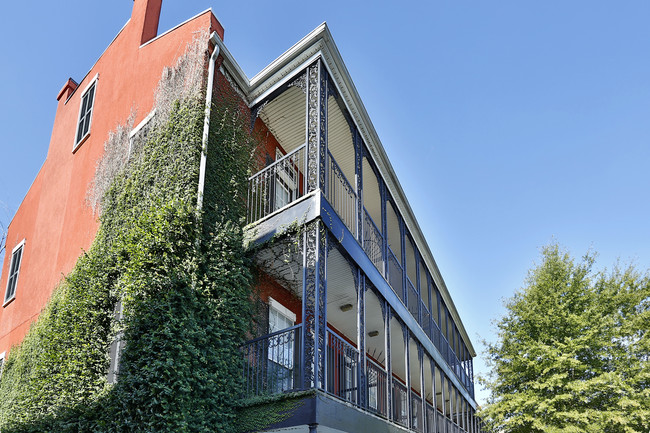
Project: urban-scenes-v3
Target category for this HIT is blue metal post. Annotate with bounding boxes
[358,272,367,408]
[301,221,327,390]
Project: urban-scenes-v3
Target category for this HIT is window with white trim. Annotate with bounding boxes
[274,148,298,210]
[4,240,24,304]
[107,300,124,384]
[75,80,96,147]
[267,298,296,393]
[128,109,157,156]
[0,352,5,378]
[268,297,295,333]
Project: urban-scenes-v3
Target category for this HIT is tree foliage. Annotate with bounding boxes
[481,244,650,433]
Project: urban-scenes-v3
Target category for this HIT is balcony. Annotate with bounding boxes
[241,327,476,433]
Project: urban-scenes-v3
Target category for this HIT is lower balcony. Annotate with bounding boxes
[241,325,474,433]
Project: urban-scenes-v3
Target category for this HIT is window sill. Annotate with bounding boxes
[72,133,90,153]
[3,296,15,308]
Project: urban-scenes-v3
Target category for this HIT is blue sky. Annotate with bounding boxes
[1,1,650,405]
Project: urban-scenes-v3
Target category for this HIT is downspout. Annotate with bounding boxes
[197,31,220,211]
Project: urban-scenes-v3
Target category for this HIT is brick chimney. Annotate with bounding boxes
[132,0,163,45]
[56,78,78,102]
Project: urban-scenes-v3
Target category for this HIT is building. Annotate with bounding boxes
[0,1,483,432]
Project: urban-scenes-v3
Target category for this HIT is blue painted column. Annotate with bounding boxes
[357,272,367,408]
[404,326,411,430]
[306,59,327,194]
[415,249,422,323]
[301,58,328,390]
[354,129,363,243]
[399,218,407,302]
[379,180,388,279]
[431,359,438,433]
[418,345,426,433]
[301,220,327,390]
[384,301,392,419]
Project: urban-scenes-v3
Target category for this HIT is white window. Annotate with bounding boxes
[4,240,25,305]
[107,300,124,384]
[267,298,296,393]
[274,148,298,210]
[74,77,97,148]
[0,352,5,378]
[269,297,295,333]
[128,109,157,156]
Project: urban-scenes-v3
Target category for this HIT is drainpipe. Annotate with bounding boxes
[197,31,220,211]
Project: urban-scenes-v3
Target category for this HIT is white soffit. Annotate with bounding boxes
[258,86,306,154]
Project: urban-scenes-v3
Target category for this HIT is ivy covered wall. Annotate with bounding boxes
[0,35,258,433]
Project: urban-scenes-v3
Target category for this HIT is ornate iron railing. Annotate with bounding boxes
[363,207,384,273]
[241,325,301,398]
[425,402,435,433]
[247,144,306,224]
[421,304,432,341]
[431,320,442,355]
[436,411,447,433]
[367,357,388,417]
[241,326,477,432]
[439,335,449,371]
[411,392,424,432]
[424,319,474,398]
[388,248,405,303]
[326,150,357,237]
[407,278,419,320]
[326,328,359,405]
[392,379,408,426]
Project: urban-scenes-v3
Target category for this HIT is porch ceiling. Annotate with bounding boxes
[327,95,355,187]
[258,86,306,155]
[326,246,357,345]
[253,235,303,299]
[257,85,356,192]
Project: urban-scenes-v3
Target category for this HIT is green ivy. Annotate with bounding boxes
[0,83,258,432]
[233,391,313,433]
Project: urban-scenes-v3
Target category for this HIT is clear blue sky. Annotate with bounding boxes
[1,1,649,406]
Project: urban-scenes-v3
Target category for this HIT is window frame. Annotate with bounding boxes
[267,298,297,392]
[268,297,296,332]
[274,148,298,211]
[4,239,25,306]
[128,108,157,156]
[73,74,98,151]
[107,300,124,384]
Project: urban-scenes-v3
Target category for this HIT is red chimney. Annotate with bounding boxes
[56,78,78,102]
[132,0,163,45]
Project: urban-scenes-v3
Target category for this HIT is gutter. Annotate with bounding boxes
[197,31,220,210]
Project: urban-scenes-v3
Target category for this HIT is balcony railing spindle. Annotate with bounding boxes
[247,145,306,224]
[326,329,359,405]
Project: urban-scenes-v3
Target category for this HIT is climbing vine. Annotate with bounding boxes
[0,33,259,433]
[233,391,313,433]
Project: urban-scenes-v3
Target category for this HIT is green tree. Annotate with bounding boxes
[481,244,650,433]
